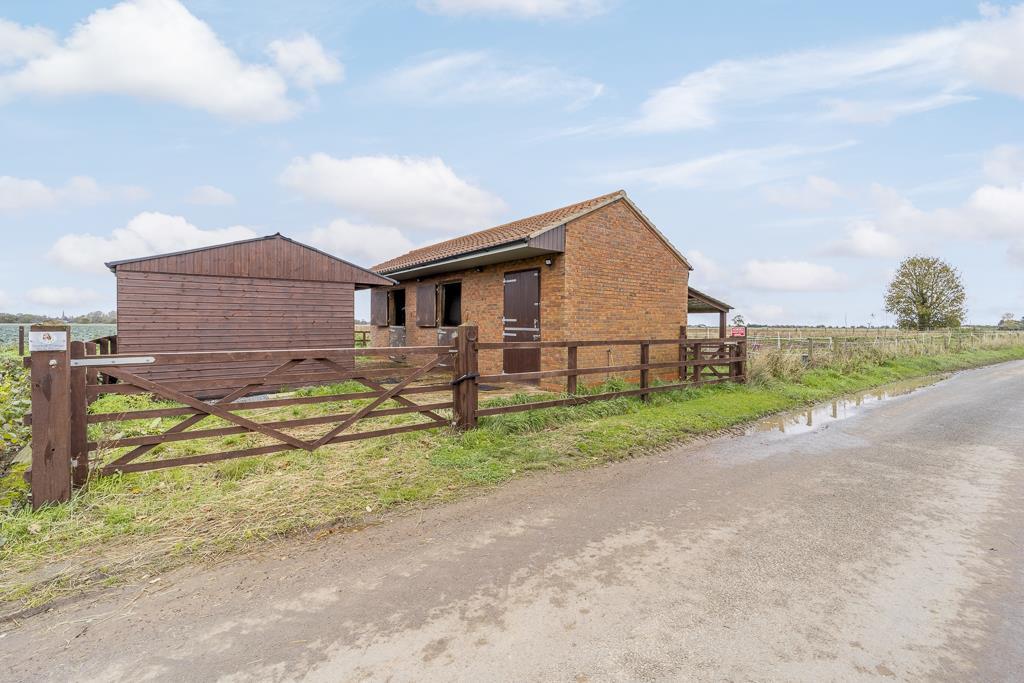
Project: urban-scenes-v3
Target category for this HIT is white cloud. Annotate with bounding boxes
[983,144,1024,184]
[629,4,1024,132]
[279,154,506,231]
[824,146,1024,262]
[824,220,907,258]
[0,18,56,66]
[48,212,257,274]
[416,0,611,19]
[375,51,603,109]
[686,249,724,284]
[0,0,342,121]
[267,34,343,90]
[186,185,236,206]
[761,175,843,211]
[608,142,855,190]
[742,304,787,325]
[27,286,100,308]
[0,175,146,211]
[307,219,416,267]
[740,260,848,292]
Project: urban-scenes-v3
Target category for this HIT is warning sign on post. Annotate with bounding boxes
[29,330,68,352]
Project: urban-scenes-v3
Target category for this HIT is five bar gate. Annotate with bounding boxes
[25,324,745,509]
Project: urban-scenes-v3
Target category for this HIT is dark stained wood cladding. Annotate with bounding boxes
[116,271,355,394]
[416,284,437,328]
[526,224,565,252]
[113,235,389,286]
[370,289,387,326]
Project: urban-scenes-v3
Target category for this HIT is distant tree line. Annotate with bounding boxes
[0,310,117,324]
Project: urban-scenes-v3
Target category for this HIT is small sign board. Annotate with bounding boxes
[730,326,746,338]
[29,330,68,352]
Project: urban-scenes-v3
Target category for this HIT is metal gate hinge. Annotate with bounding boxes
[450,371,479,386]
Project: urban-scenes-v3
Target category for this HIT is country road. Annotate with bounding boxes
[3,361,1023,682]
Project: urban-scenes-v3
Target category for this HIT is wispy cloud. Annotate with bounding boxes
[374,51,603,109]
[628,3,1024,132]
[0,175,146,212]
[416,0,612,20]
[605,141,856,190]
[760,175,843,211]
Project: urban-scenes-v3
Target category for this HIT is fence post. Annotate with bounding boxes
[84,341,99,385]
[566,344,578,395]
[692,341,702,384]
[453,324,478,430]
[737,340,747,383]
[70,341,89,487]
[678,325,687,382]
[639,342,650,402]
[28,324,73,509]
[18,325,25,356]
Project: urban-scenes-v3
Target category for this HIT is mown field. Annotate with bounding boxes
[2,331,1024,615]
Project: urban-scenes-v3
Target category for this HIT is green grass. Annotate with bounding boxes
[1,345,1023,613]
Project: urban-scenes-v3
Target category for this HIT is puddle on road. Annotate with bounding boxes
[748,375,943,436]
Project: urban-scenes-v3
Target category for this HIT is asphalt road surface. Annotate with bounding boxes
[3,361,1023,682]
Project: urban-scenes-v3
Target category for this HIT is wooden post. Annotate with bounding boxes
[639,342,650,402]
[729,341,739,381]
[692,341,702,384]
[29,324,73,509]
[737,340,747,383]
[18,325,25,356]
[678,325,687,382]
[566,344,578,395]
[84,341,99,386]
[69,341,89,486]
[719,311,727,340]
[453,324,478,430]
[807,338,814,365]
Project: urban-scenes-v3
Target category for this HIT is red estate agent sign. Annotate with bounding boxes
[730,327,746,337]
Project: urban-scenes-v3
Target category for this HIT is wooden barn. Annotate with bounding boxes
[369,190,732,383]
[106,233,393,392]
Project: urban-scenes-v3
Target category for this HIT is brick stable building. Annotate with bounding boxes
[370,190,731,382]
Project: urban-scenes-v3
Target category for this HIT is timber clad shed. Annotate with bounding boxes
[107,233,393,393]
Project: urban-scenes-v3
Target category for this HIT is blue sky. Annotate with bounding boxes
[1,0,1023,325]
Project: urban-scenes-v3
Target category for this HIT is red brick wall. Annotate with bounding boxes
[370,253,565,377]
[562,200,689,384]
[371,198,689,388]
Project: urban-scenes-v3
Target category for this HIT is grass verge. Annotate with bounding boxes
[2,346,1023,614]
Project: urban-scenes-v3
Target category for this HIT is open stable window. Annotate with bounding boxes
[440,282,462,326]
[388,288,406,326]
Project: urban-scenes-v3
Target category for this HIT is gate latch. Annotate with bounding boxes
[450,371,479,386]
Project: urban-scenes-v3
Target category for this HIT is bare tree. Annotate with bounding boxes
[884,256,966,329]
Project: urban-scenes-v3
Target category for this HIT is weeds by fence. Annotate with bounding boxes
[746,330,1024,382]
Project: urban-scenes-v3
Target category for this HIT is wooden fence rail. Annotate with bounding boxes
[24,324,745,509]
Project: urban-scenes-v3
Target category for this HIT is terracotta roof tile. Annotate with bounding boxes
[373,190,625,274]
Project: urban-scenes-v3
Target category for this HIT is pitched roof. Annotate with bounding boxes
[106,233,395,287]
[374,190,690,274]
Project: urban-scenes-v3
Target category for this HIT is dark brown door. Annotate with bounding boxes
[503,268,541,374]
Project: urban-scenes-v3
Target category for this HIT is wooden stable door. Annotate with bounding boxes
[503,268,541,374]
